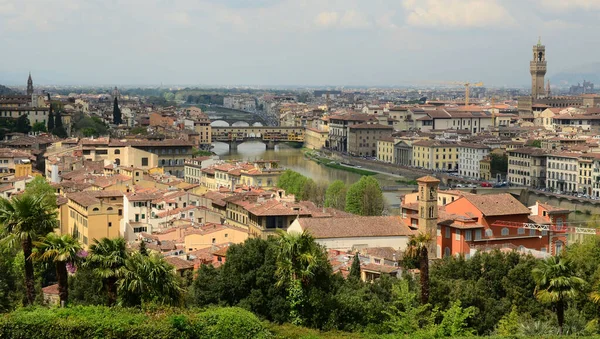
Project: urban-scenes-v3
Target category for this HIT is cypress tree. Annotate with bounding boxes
[349,252,361,279]
[113,97,122,125]
[55,109,63,128]
[47,105,55,131]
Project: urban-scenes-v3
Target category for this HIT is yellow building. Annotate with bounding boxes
[377,137,396,163]
[480,157,492,181]
[411,140,459,171]
[65,191,123,248]
[183,223,248,252]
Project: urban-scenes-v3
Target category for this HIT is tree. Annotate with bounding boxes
[15,115,31,134]
[531,140,542,148]
[85,237,128,306]
[117,252,182,306]
[275,230,323,325]
[139,241,148,256]
[47,105,55,131]
[113,97,122,125]
[404,232,433,305]
[54,109,63,129]
[496,305,520,336]
[24,176,57,209]
[349,253,361,280]
[345,176,384,216]
[277,170,307,199]
[532,256,585,335]
[0,194,58,305]
[30,233,82,306]
[32,122,46,133]
[324,180,347,210]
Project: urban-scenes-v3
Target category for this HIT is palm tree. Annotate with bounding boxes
[0,195,58,305]
[30,233,82,306]
[275,229,321,325]
[404,232,433,305]
[85,237,128,306]
[532,256,585,335]
[118,252,182,306]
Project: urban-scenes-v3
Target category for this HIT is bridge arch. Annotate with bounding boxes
[231,121,250,127]
[210,120,229,127]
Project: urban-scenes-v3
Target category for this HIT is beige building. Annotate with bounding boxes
[347,123,393,157]
[507,147,547,188]
[480,157,492,181]
[546,152,580,193]
[183,223,248,252]
[305,128,328,150]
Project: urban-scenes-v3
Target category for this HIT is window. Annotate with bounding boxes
[114,149,120,155]
[437,225,441,236]
[556,241,564,255]
[212,238,216,244]
[455,229,461,240]
[374,259,381,264]
[141,214,145,219]
[92,207,99,211]
[445,227,450,238]
[444,247,450,257]
[225,233,228,238]
[485,229,493,237]
[518,228,525,235]
[108,222,112,227]
[529,229,536,236]
[465,230,472,241]
[501,228,509,236]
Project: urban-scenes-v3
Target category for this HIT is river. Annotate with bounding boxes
[211,142,404,207]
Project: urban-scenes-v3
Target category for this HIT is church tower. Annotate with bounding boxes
[417,175,440,258]
[27,73,33,96]
[530,38,547,99]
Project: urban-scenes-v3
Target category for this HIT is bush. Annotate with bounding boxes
[0,306,271,339]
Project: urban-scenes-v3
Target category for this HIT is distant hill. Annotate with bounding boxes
[550,62,600,88]
[0,84,18,95]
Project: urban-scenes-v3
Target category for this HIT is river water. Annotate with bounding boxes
[211,142,403,207]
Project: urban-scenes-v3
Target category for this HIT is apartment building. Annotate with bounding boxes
[377,137,396,163]
[65,191,123,248]
[458,143,491,179]
[347,123,393,157]
[328,113,376,152]
[546,152,580,193]
[411,140,459,171]
[507,147,547,188]
[578,155,595,196]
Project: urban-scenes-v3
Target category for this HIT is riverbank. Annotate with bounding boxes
[303,149,379,176]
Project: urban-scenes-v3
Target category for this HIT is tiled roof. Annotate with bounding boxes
[297,216,414,239]
[461,193,531,216]
[42,284,59,295]
[164,256,194,270]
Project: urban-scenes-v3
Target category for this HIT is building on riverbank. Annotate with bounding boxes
[347,123,393,157]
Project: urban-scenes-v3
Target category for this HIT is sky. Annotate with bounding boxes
[0,0,599,87]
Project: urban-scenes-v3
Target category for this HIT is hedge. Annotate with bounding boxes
[0,306,271,339]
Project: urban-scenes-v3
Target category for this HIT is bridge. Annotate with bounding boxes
[211,126,305,150]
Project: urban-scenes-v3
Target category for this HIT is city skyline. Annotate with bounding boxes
[1,0,599,86]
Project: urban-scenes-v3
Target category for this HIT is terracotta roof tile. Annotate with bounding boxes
[297,216,414,239]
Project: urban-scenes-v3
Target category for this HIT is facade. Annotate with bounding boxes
[394,141,413,167]
[411,140,459,171]
[328,113,375,152]
[65,191,123,248]
[183,223,248,252]
[479,157,492,181]
[377,137,396,163]
[546,153,580,193]
[347,123,393,157]
[530,40,547,99]
[304,127,328,150]
[507,147,547,188]
[458,143,491,179]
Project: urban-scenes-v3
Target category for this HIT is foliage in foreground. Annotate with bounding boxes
[0,306,271,339]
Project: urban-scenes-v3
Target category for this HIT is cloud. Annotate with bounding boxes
[315,11,339,27]
[167,12,191,26]
[314,9,371,29]
[537,0,600,11]
[402,0,516,29]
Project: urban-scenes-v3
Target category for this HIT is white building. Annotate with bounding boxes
[458,143,491,179]
[546,152,580,193]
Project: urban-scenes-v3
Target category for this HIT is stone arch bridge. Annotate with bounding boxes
[211,126,305,150]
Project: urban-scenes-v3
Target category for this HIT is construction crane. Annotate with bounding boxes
[462,82,483,106]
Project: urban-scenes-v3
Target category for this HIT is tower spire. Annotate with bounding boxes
[27,72,33,96]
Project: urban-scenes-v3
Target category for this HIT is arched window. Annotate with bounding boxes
[92,207,99,211]
[107,207,113,211]
[444,247,451,257]
[485,229,493,237]
[501,228,509,236]
[114,149,120,155]
[555,241,564,255]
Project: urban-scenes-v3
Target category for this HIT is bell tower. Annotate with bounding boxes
[27,73,33,96]
[530,37,547,99]
[417,175,440,258]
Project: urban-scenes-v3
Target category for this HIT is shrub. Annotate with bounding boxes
[0,306,271,339]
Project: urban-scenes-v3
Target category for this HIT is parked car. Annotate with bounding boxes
[480,182,492,187]
[456,184,464,188]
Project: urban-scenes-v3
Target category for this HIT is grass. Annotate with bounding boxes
[396,178,418,185]
[303,150,377,176]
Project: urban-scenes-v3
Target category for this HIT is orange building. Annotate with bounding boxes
[403,177,568,258]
